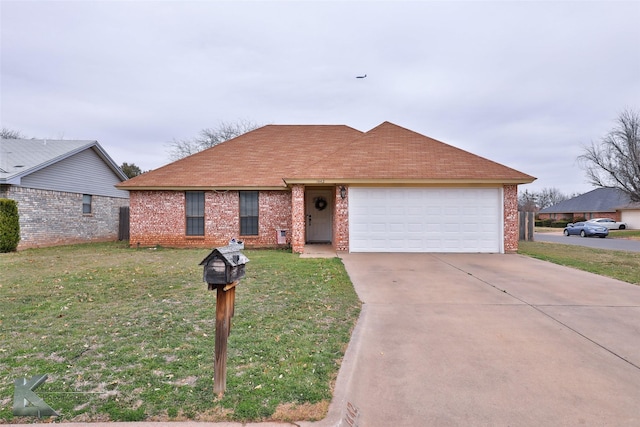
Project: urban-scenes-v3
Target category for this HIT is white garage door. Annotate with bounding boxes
[621,210,640,229]
[349,187,502,253]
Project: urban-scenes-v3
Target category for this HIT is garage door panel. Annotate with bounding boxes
[621,211,640,229]
[462,223,476,232]
[389,223,406,233]
[407,223,424,233]
[349,187,502,253]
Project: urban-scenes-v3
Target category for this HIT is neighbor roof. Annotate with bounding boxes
[0,139,128,184]
[539,188,631,214]
[117,122,535,190]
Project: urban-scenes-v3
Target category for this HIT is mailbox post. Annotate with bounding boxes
[199,241,249,396]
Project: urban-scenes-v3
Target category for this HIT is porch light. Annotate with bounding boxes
[340,186,347,199]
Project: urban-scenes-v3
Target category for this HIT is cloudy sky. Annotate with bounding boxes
[2,0,639,195]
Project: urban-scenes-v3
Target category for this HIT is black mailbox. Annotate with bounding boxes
[200,242,249,289]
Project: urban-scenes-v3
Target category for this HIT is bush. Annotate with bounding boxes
[0,198,20,252]
[551,220,571,228]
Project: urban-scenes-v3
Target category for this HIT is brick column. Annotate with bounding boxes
[503,184,519,253]
[291,185,305,253]
[333,185,349,251]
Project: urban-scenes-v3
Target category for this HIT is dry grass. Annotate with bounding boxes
[271,401,330,422]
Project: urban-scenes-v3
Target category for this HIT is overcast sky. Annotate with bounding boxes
[2,0,639,195]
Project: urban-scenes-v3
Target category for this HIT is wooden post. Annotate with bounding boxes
[214,284,229,396]
[519,211,535,241]
[228,286,235,337]
[213,281,238,397]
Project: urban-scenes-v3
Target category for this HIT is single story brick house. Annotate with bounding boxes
[538,188,639,228]
[0,138,129,249]
[117,122,535,253]
[538,188,629,221]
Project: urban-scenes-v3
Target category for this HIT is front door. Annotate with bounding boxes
[306,189,332,242]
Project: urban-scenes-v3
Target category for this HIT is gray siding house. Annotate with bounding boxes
[0,139,129,249]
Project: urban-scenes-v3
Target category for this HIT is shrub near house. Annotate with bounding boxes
[0,198,20,252]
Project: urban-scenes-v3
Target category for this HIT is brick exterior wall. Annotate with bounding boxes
[1,185,129,249]
[291,185,306,253]
[333,186,349,251]
[254,191,291,246]
[538,212,619,221]
[129,190,291,248]
[503,185,519,253]
[128,184,519,253]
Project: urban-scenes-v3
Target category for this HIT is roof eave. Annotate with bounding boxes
[283,178,536,186]
[91,143,129,181]
[0,176,21,185]
[115,185,288,191]
[22,141,98,179]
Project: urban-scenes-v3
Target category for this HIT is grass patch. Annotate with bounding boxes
[535,227,640,240]
[518,241,640,285]
[534,227,562,233]
[0,242,361,423]
[608,229,640,240]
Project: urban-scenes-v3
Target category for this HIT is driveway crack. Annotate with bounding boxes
[435,255,640,372]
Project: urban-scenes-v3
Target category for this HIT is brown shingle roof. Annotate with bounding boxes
[118,122,535,189]
[286,122,535,183]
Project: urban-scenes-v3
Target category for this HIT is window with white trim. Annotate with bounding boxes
[240,191,258,236]
[186,191,205,236]
[82,194,92,214]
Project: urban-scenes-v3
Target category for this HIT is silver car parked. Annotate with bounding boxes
[564,222,609,238]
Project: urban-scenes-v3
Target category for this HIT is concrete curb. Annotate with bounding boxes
[299,304,367,427]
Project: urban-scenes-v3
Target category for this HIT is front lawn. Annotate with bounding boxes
[518,241,640,285]
[0,243,361,423]
[609,229,640,240]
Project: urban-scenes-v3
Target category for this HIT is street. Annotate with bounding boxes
[534,232,640,252]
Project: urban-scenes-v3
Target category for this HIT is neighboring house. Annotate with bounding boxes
[117,122,535,253]
[538,188,631,222]
[0,139,129,249]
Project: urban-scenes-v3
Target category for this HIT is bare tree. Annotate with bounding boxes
[536,187,569,210]
[579,109,640,202]
[167,119,260,161]
[519,187,571,211]
[1,128,25,139]
[518,189,538,211]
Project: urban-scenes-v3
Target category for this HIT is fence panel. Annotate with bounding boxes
[118,206,130,241]
[519,211,535,241]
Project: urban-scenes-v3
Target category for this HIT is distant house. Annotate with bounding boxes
[538,188,632,223]
[117,122,535,253]
[0,139,129,249]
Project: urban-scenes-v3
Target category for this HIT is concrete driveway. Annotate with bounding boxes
[329,253,640,427]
